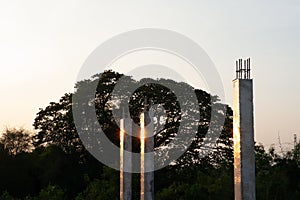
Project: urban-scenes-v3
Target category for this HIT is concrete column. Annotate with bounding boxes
[144,113,154,200]
[233,79,256,200]
[120,118,132,200]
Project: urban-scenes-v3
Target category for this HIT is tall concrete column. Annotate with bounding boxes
[233,58,256,200]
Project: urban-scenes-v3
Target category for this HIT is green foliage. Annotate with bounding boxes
[0,191,18,200]
[35,185,65,200]
[255,143,300,200]
[23,185,65,200]
[76,167,118,200]
[155,165,233,200]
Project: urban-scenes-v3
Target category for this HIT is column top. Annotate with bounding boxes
[235,58,251,79]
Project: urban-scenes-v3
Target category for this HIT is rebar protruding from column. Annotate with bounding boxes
[235,58,251,79]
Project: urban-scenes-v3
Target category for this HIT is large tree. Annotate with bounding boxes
[33,70,233,167]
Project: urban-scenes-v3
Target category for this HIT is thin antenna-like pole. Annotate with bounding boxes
[239,59,241,79]
[246,59,248,79]
[244,60,247,79]
[247,58,250,78]
[248,58,251,79]
[278,131,284,155]
[236,60,238,79]
[248,58,250,79]
[241,59,243,78]
[239,59,242,79]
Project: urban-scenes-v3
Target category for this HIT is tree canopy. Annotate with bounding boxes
[33,70,233,167]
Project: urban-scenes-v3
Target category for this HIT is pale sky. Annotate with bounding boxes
[1,0,300,149]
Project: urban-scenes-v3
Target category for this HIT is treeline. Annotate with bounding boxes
[0,70,299,199]
[0,132,116,199]
[0,128,299,200]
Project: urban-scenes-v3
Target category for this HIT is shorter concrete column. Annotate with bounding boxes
[120,118,132,200]
[144,112,154,200]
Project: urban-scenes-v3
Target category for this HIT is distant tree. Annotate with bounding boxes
[290,142,300,167]
[0,128,33,155]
